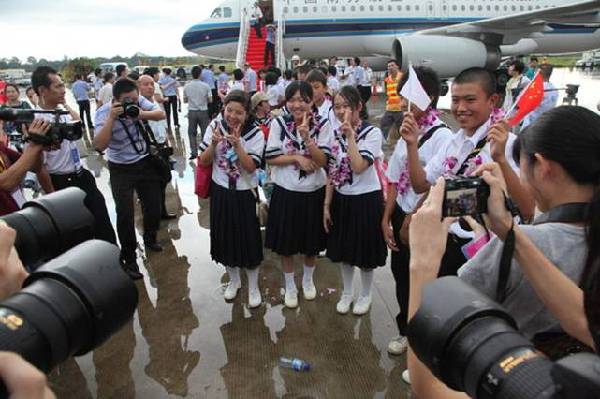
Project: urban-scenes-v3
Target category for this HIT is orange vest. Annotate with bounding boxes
[385,72,403,112]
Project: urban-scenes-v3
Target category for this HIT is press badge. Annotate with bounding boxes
[70,147,81,167]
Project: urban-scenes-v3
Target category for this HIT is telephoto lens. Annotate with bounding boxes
[0,240,138,373]
[0,187,94,269]
[407,277,557,399]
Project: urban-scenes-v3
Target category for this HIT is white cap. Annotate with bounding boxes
[291,55,300,61]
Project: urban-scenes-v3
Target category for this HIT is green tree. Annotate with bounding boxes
[26,56,37,65]
[61,57,97,82]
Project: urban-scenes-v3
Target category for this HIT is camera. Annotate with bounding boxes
[0,108,83,146]
[444,177,490,217]
[407,277,600,399]
[120,97,140,118]
[0,187,138,397]
[0,187,95,270]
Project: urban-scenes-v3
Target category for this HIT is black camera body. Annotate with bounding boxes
[0,188,138,398]
[444,177,490,217]
[120,97,140,119]
[408,277,600,399]
[0,108,83,146]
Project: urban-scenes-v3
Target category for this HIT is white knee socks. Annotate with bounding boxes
[302,264,315,287]
[284,272,297,293]
[226,266,240,285]
[246,268,259,292]
[340,263,355,296]
[360,269,374,298]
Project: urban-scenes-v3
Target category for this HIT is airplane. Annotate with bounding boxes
[181,0,600,77]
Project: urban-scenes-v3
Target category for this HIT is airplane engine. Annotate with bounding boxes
[392,36,501,78]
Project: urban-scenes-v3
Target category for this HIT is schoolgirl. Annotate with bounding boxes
[265,81,333,308]
[324,85,387,315]
[198,90,265,308]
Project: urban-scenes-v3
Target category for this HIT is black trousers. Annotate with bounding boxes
[108,158,162,263]
[77,100,94,130]
[390,205,468,335]
[209,89,220,118]
[164,95,179,128]
[50,168,116,245]
[264,42,275,66]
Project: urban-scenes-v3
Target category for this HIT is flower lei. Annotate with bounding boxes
[329,136,352,188]
[442,108,506,177]
[394,109,441,195]
[416,108,442,131]
[283,116,320,178]
[215,127,241,184]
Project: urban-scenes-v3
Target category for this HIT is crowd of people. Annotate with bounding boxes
[0,52,599,399]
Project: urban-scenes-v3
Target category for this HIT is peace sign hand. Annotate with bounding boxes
[211,123,224,147]
[298,112,311,142]
[341,110,356,141]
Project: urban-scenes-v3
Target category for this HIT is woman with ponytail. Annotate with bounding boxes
[405,106,599,398]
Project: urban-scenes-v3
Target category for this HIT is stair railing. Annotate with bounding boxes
[275,4,286,70]
[235,6,251,68]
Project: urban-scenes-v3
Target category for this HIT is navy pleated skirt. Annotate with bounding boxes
[326,190,387,269]
[265,184,326,256]
[209,182,263,269]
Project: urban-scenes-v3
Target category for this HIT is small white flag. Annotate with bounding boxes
[400,65,431,112]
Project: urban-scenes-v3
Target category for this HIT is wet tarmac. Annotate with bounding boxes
[46,94,410,399]
[45,67,599,398]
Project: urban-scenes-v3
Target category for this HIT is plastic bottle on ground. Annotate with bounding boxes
[279,357,311,372]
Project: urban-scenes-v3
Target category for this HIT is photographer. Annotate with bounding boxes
[405,106,599,398]
[31,66,116,245]
[94,78,166,280]
[0,119,51,216]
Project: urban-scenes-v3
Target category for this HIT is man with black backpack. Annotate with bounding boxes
[94,78,166,279]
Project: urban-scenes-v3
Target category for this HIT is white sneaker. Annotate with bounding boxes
[284,290,298,308]
[402,369,411,385]
[336,294,353,314]
[387,335,408,355]
[224,281,241,300]
[248,289,262,308]
[352,295,372,315]
[303,281,317,300]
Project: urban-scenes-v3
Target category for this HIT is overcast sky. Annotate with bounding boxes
[0,0,225,61]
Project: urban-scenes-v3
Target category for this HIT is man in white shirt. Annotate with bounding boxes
[96,72,115,108]
[31,66,116,246]
[242,63,258,96]
[184,66,213,159]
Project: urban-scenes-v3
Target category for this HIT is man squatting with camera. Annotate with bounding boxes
[30,67,117,245]
[94,78,166,280]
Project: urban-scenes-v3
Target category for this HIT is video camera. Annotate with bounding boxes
[0,188,138,397]
[0,108,83,146]
[408,277,600,399]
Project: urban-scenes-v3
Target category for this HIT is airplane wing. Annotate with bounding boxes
[416,0,600,43]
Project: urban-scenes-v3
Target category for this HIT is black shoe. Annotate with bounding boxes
[144,241,163,252]
[122,262,143,280]
[161,212,177,220]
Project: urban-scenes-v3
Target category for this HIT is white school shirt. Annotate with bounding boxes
[228,80,245,94]
[199,119,265,191]
[327,76,340,95]
[266,115,333,192]
[386,119,454,213]
[97,83,113,105]
[315,98,332,122]
[267,85,280,106]
[330,122,383,195]
[424,119,519,184]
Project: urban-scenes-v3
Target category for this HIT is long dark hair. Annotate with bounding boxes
[515,106,600,296]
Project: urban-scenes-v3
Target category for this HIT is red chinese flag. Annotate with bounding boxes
[507,72,544,127]
[0,80,6,105]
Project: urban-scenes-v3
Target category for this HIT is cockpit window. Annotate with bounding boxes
[211,8,222,18]
[223,7,232,18]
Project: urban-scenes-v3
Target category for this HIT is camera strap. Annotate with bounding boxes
[495,202,589,303]
[118,119,146,155]
[456,137,487,176]
[418,124,447,148]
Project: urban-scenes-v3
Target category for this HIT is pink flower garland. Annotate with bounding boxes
[329,139,353,187]
[216,142,241,182]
